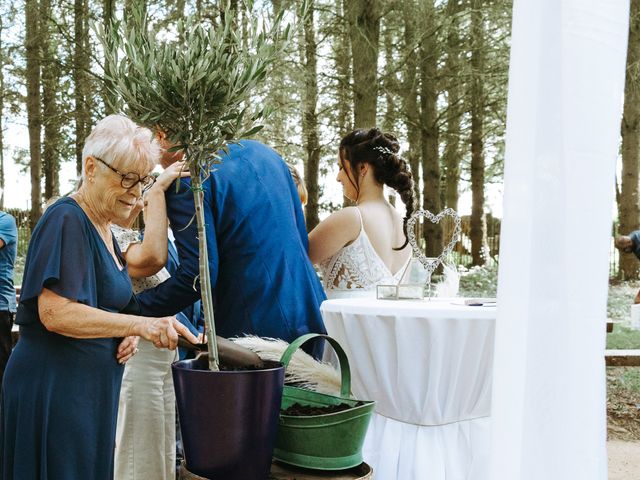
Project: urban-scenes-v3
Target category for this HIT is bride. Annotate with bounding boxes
[308,128,416,298]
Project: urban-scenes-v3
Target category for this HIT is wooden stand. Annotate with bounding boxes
[178,461,373,480]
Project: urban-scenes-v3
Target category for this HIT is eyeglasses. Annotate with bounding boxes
[93,156,156,190]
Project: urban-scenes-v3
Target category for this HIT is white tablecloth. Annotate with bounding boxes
[321,298,496,480]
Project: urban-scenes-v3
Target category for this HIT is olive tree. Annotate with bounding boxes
[98,4,295,370]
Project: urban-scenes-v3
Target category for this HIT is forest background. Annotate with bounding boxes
[0,0,515,267]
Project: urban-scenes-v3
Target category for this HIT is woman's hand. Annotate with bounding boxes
[139,316,199,350]
[151,161,190,192]
[117,336,139,364]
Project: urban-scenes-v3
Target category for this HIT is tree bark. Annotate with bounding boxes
[301,0,320,230]
[382,20,396,133]
[402,0,421,207]
[419,0,442,257]
[442,0,462,210]
[74,0,91,175]
[469,0,488,265]
[102,0,117,113]
[335,0,355,207]
[620,0,640,279]
[0,15,5,209]
[345,0,379,128]
[26,0,42,228]
[42,0,60,200]
[335,0,352,137]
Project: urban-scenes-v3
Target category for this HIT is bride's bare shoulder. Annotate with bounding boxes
[322,206,360,224]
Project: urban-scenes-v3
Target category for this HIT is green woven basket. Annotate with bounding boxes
[273,333,375,470]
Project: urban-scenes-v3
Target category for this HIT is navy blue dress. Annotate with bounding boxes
[0,197,133,479]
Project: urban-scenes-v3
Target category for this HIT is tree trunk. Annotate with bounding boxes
[619,0,640,279]
[345,0,379,128]
[382,20,396,133]
[0,15,5,209]
[335,0,352,137]
[402,0,421,207]
[469,0,488,265]
[335,0,355,207]
[419,0,442,257]
[42,0,60,200]
[301,0,320,230]
[189,161,220,371]
[74,0,91,175]
[102,0,117,113]
[26,0,42,228]
[442,0,462,211]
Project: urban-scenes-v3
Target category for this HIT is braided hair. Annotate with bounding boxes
[339,128,416,250]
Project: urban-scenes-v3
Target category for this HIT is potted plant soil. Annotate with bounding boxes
[99,5,296,478]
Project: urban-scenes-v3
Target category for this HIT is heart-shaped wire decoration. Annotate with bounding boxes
[406,208,461,285]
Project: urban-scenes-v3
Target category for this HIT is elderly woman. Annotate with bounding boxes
[111,160,189,480]
[0,115,198,479]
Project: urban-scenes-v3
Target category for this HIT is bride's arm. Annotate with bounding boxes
[308,207,361,265]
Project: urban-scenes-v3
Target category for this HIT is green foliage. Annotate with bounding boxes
[458,263,498,297]
[607,325,640,350]
[97,3,295,170]
[607,281,640,349]
[607,281,639,323]
[617,368,640,393]
[13,255,24,286]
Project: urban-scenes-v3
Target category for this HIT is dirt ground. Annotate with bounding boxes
[607,368,640,442]
[607,365,640,479]
[608,440,640,480]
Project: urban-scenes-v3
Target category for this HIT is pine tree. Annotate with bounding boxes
[301,0,321,230]
[619,0,640,279]
[346,0,379,128]
[25,0,42,227]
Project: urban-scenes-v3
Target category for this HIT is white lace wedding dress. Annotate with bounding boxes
[319,208,409,299]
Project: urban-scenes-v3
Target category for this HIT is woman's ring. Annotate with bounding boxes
[133,348,139,355]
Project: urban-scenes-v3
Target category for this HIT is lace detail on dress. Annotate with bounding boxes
[111,224,141,254]
[110,225,171,294]
[318,208,408,294]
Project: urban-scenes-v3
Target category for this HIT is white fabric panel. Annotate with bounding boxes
[491,1,630,479]
[321,298,496,479]
[363,414,491,480]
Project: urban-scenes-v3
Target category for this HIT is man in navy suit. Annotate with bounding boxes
[137,140,326,358]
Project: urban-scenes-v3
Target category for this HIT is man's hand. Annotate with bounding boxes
[633,289,640,305]
[615,235,634,254]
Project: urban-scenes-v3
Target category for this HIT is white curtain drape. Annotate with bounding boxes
[491,1,630,479]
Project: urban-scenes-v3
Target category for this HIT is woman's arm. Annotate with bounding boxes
[126,162,189,278]
[38,288,198,350]
[307,207,361,265]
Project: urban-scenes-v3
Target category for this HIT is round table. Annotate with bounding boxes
[321,298,496,480]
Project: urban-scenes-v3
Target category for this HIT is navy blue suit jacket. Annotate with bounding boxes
[137,140,327,357]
